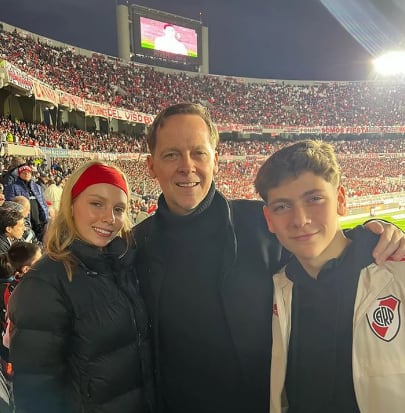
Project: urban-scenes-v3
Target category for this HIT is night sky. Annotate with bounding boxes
[2,0,404,81]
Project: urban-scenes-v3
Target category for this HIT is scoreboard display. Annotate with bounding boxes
[129,4,203,66]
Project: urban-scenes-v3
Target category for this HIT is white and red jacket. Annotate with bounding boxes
[270,259,405,413]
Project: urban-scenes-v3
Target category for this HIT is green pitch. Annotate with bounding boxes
[340,212,405,232]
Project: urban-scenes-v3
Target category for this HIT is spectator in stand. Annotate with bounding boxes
[0,203,25,254]
[36,172,49,192]
[1,157,25,188]
[0,242,42,381]
[4,242,42,281]
[11,196,40,245]
[8,160,155,413]
[44,178,63,214]
[4,164,48,241]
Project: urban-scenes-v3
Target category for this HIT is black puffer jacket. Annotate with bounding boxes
[8,238,155,413]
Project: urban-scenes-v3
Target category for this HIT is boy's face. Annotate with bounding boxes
[263,171,347,270]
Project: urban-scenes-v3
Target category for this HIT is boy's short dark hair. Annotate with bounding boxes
[0,204,24,233]
[254,140,341,203]
[7,241,41,272]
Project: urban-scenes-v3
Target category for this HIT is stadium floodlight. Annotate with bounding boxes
[373,51,405,76]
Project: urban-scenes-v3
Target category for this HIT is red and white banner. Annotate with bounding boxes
[59,91,85,112]
[83,101,154,125]
[218,123,405,135]
[1,61,33,92]
[33,81,60,106]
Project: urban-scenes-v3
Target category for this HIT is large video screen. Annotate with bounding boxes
[131,6,203,65]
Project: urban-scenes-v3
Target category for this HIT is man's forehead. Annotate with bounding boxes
[158,113,207,128]
[156,124,211,143]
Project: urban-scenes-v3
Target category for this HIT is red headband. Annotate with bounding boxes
[71,164,128,199]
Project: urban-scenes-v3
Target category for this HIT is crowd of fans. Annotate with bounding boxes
[1,29,405,127]
[1,124,405,203]
[1,138,404,205]
[0,117,144,153]
[218,136,405,156]
[3,115,405,157]
[0,27,404,207]
[214,156,405,199]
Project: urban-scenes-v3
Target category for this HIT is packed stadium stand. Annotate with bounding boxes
[0,23,404,214]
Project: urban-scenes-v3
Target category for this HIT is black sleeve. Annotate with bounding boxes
[8,275,73,413]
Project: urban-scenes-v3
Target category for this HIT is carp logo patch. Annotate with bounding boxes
[366,295,401,342]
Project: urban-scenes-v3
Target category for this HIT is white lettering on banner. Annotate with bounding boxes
[5,63,33,91]
[83,101,154,125]
[242,126,263,133]
[298,127,322,134]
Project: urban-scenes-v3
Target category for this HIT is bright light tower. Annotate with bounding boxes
[373,51,405,76]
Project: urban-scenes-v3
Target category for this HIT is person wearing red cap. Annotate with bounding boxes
[4,164,48,241]
[1,156,25,189]
[7,160,154,413]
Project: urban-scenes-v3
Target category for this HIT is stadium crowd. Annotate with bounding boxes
[1,143,404,203]
[0,26,404,205]
[0,117,144,153]
[1,29,405,127]
[217,136,405,156]
[2,115,405,156]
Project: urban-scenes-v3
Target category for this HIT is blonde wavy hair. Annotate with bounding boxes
[44,160,132,281]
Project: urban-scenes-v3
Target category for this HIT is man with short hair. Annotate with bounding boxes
[132,103,405,413]
[4,165,48,241]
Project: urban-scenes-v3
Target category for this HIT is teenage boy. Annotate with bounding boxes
[254,140,405,413]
